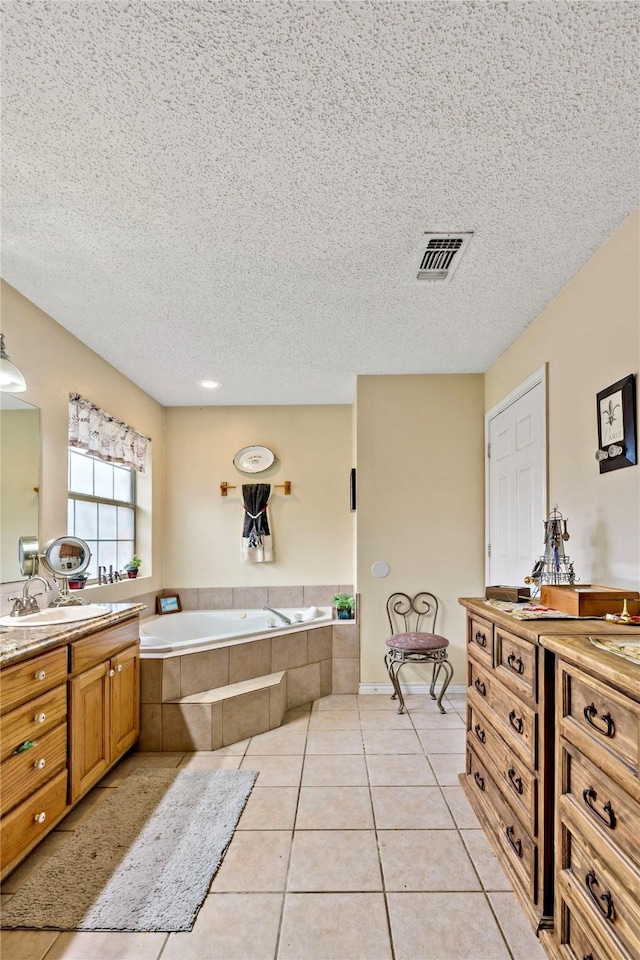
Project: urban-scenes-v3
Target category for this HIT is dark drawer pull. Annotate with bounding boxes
[585,870,614,920]
[508,767,524,795]
[507,652,524,675]
[583,955,594,960]
[583,703,615,738]
[474,630,487,648]
[582,788,616,829]
[474,678,487,697]
[505,825,523,858]
[508,709,524,734]
[474,723,486,744]
[474,771,485,791]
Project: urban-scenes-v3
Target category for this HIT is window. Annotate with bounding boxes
[68,448,136,580]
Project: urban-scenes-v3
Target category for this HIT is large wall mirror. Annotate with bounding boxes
[0,394,40,583]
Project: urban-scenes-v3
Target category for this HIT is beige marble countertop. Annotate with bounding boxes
[0,603,145,668]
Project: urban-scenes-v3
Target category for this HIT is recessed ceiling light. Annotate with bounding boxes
[200,380,222,389]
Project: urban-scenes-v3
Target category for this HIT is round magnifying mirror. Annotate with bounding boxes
[41,536,92,579]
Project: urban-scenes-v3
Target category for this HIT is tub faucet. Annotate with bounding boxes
[262,606,292,626]
[9,576,52,617]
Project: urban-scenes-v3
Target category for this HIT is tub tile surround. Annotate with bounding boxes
[0,692,546,960]
[140,587,358,751]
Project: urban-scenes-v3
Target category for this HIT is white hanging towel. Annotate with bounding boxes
[241,483,273,563]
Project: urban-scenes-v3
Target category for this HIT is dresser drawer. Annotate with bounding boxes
[0,723,67,816]
[70,617,139,674]
[558,661,639,796]
[468,614,493,666]
[469,660,536,769]
[0,647,68,715]
[495,628,537,702]
[0,684,67,763]
[467,746,537,901]
[557,892,633,960]
[469,701,537,833]
[0,769,68,872]
[560,739,640,874]
[558,821,640,960]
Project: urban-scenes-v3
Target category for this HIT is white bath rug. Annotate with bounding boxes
[2,767,257,932]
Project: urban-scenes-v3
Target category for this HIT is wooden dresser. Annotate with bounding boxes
[459,597,640,943]
[0,608,141,879]
[539,634,640,960]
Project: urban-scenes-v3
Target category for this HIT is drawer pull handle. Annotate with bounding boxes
[33,758,46,770]
[34,670,46,681]
[508,710,524,734]
[505,825,523,858]
[474,723,486,744]
[583,704,615,738]
[474,631,487,648]
[474,678,486,697]
[585,870,614,921]
[473,771,485,791]
[507,653,524,675]
[508,767,524,795]
[33,811,46,824]
[34,712,46,724]
[583,955,594,960]
[582,788,616,829]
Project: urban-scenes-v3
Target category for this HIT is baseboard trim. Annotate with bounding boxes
[358,682,466,696]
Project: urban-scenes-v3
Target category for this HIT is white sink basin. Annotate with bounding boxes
[0,604,111,627]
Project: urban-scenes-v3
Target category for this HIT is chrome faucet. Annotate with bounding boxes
[9,576,52,617]
[262,605,292,626]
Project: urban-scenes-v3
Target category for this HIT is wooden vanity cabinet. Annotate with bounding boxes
[69,622,140,802]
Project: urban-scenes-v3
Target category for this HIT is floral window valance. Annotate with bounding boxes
[69,394,150,474]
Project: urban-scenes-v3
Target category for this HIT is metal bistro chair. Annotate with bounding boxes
[384,591,454,714]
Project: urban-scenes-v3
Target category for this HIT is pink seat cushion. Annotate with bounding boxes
[386,632,449,651]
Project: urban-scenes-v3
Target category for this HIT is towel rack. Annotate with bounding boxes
[220,481,291,497]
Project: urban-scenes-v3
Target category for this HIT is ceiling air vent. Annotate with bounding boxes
[414,231,473,282]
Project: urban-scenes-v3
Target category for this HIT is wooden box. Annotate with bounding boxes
[539,584,640,617]
[485,585,531,602]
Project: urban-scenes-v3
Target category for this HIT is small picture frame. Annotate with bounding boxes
[596,374,637,474]
[156,594,182,615]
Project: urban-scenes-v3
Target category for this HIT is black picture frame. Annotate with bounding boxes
[596,374,637,474]
[156,594,182,615]
[350,468,357,512]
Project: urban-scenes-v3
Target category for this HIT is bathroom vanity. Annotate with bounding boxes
[0,604,142,879]
[459,597,640,956]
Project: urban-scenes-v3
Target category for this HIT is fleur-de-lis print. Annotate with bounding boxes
[601,398,620,427]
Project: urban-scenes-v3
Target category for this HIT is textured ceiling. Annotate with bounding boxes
[2,1,638,406]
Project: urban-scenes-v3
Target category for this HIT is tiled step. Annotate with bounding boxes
[161,671,287,750]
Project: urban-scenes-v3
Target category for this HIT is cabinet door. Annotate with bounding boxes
[111,644,140,762]
[69,660,111,803]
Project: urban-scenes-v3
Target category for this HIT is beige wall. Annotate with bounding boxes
[0,281,166,602]
[486,208,640,590]
[0,407,39,581]
[163,405,353,587]
[356,374,486,683]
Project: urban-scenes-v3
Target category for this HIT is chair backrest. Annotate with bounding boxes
[386,592,439,636]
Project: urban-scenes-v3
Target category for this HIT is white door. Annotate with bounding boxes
[486,368,547,587]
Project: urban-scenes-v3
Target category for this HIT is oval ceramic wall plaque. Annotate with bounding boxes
[233,445,276,474]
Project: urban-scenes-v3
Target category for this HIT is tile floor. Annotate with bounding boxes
[1,692,547,960]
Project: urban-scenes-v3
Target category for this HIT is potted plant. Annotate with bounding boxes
[68,572,88,590]
[123,555,142,579]
[332,593,355,620]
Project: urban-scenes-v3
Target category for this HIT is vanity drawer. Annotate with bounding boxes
[0,684,67,763]
[70,617,139,674]
[469,701,537,833]
[560,739,640,874]
[0,723,67,816]
[468,614,493,666]
[495,628,537,702]
[558,821,640,960]
[467,746,537,901]
[558,661,639,795]
[0,647,68,715]
[0,769,68,872]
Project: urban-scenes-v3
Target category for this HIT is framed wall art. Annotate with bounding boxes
[595,373,637,473]
[156,594,182,615]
